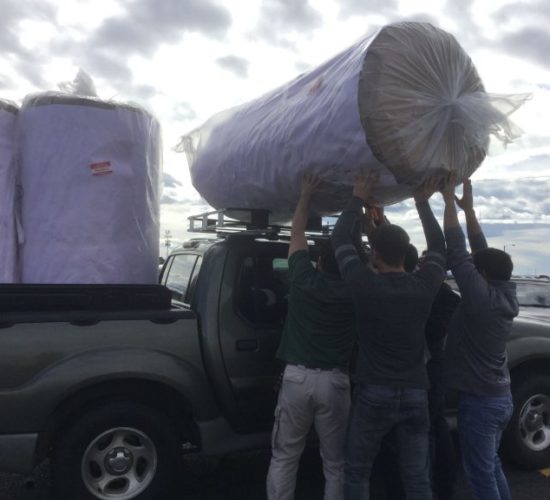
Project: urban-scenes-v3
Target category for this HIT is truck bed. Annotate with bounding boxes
[0,283,172,313]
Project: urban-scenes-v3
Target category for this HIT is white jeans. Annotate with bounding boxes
[266,364,351,500]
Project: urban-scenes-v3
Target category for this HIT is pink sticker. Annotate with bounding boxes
[308,77,323,95]
[89,161,113,176]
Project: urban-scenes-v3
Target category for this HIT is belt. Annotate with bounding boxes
[288,363,348,374]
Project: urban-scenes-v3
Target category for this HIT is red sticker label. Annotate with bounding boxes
[90,161,113,176]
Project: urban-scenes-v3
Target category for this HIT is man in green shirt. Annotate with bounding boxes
[266,175,357,500]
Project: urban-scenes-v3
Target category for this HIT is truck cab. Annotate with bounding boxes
[159,212,322,434]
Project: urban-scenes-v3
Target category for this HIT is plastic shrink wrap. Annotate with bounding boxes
[19,94,162,284]
[181,22,527,219]
[0,99,19,283]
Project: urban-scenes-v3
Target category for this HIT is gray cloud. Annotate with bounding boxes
[46,0,232,94]
[253,0,322,48]
[0,1,57,54]
[131,84,158,100]
[442,0,484,50]
[499,28,550,69]
[494,1,550,24]
[0,73,14,90]
[491,1,550,67]
[161,193,209,207]
[478,222,550,239]
[473,178,550,216]
[294,61,312,73]
[389,174,550,275]
[161,194,180,205]
[216,55,250,78]
[0,1,57,87]
[437,176,550,225]
[163,173,183,189]
[338,0,399,17]
[85,51,133,83]
[396,13,441,27]
[13,55,49,89]
[90,0,231,58]
[388,174,550,224]
[494,153,550,179]
[172,102,197,121]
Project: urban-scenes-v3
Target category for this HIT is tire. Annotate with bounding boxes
[52,401,184,500]
[502,375,550,469]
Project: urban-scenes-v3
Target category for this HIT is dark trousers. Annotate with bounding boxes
[344,383,432,500]
[372,349,457,500]
[427,348,458,500]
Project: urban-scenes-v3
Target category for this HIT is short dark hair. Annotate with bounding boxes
[371,224,410,267]
[318,240,341,277]
[404,244,419,273]
[473,248,513,281]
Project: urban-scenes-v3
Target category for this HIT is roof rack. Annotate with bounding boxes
[187,208,332,239]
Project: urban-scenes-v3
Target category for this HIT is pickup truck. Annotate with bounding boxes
[0,217,549,500]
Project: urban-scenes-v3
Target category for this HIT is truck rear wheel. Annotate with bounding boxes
[52,401,183,500]
[503,375,550,469]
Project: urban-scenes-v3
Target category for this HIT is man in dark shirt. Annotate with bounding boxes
[267,175,356,500]
[373,250,461,500]
[441,177,518,500]
[332,172,446,500]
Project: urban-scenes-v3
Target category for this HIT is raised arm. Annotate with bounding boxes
[456,179,487,252]
[441,175,490,306]
[288,174,320,258]
[441,175,468,263]
[414,176,446,258]
[413,175,446,286]
[332,172,377,281]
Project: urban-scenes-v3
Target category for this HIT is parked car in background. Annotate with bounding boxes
[502,278,550,469]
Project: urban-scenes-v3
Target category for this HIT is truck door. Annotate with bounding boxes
[218,240,289,431]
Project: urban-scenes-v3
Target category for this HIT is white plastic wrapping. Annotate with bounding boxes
[0,100,19,283]
[19,93,162,284]
[181,22,527,219]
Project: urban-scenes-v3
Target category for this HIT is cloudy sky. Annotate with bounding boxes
[1,0,549,275]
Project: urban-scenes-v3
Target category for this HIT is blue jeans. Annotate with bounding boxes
[458,392,513,500]
[344,383,432,500]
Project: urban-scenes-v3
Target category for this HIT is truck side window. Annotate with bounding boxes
[187,256,203,302]
[237,256,289,325]
[164,254,198,303]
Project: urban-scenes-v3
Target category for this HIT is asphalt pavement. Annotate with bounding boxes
[1,448,549,500]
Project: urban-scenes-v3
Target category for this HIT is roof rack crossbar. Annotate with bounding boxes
[188,208,334,237]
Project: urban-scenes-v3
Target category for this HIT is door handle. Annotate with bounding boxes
[236,339,259,351]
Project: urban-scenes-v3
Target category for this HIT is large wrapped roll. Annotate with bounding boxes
[182,22,525,219]
[0,99,19,283]
[19,94,162,284]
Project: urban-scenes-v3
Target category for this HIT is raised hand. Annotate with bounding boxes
[440,173,458,204]
[361,208,377,238]
[455,178,474,213]
[353,170,378,203]
[414,173,444,203]
[301,173,321,198]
